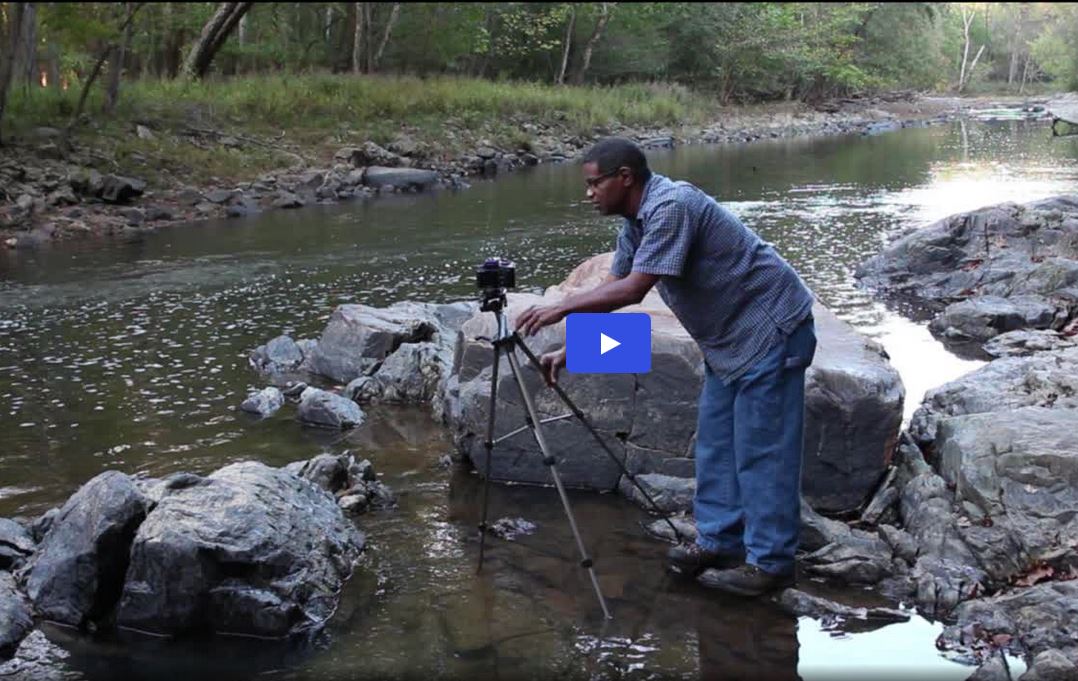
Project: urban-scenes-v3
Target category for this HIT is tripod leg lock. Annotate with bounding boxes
[542,455,556,466]
[580,558,594,569]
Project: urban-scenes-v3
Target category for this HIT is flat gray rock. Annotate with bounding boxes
[983,329,1078,358]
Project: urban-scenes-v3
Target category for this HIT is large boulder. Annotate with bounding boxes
[857,195,1078,303]
[116,462,364,638]
[856,195,1078,347]
[24,471,148,627]
[448,253,904,512]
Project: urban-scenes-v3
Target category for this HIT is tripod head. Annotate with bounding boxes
[475,257,515,313]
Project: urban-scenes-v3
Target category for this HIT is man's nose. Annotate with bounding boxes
[585,187,595,198]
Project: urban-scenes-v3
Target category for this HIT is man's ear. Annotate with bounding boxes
[619,166,633,187]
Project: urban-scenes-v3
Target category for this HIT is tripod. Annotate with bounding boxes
[474,288,686,620]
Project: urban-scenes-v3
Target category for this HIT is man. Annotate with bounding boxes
[515,137,816,597]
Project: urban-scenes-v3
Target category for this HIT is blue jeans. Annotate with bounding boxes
[693,317,816,575]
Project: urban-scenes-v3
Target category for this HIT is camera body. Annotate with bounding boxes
[475,257,516,291]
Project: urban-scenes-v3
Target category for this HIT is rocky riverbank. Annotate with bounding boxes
[850,195,1078,679]
[0,93,1050,249]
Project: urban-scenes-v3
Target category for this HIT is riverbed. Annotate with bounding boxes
[2,119,1076,679]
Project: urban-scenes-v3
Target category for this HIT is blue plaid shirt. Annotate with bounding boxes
[611,173,813,382]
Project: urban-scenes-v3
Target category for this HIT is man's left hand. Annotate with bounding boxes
[515,304,567,337]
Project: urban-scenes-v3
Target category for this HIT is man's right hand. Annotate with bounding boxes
[539,348,567,387]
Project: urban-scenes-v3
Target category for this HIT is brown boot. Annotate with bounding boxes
[666,543,744,577]
[697,564,795,596]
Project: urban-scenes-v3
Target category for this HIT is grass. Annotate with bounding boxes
[4,73,720,186]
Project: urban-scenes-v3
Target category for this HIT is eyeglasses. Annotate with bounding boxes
[584,168,621,189]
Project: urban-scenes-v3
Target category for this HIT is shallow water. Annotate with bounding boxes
[2,120,1075,679]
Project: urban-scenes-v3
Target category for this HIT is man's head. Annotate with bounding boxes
[581,137,652,217]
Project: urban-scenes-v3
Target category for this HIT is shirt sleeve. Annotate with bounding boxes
[631,200,694,277]
[610,223,636,278]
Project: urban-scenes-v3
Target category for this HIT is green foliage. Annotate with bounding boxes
[4,0,1077,136]
[855,3,951,90]
[1031,4,1078,89]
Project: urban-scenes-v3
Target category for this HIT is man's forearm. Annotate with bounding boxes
[557,274,648,315]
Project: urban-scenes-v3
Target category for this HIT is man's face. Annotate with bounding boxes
[583,161,628,216]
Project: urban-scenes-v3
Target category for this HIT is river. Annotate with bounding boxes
[2,118,1076,679]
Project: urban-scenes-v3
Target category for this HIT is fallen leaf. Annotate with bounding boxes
[1012,562,1055,587]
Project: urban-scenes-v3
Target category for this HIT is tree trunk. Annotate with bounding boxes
[357,1,370,73]
[363,3,373,74]
[16,3,36,90]
[1019,52,1032,95]
[957,5,974,93]
[64,45,113,141]
[372,2,400,72]
[105,3,136,113]
[46,41,60,89]
[63,4,144,144]
[572,2,613,85]
[182,2,253,79]
[961,43,987,93]
[0,2,28,145]
[555,4,576,85]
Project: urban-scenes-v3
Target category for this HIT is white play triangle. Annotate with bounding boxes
[599,332,621,355]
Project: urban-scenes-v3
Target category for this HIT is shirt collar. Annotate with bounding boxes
[635,174,660,221]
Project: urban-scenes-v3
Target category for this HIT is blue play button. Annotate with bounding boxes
[566,313,651,374]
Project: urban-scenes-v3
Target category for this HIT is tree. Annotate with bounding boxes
[555,3,575,85]
[181,2,253,79]
[104,2,136,112]
[0,2,29,145]
[573,2,614,84]
[63,2,145,146]
[957,4,986,92]
[372,2,401,72]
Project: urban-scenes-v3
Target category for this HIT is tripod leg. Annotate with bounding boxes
[511,334,687,544]
[503,349,612,620]
[477,343,502,573]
